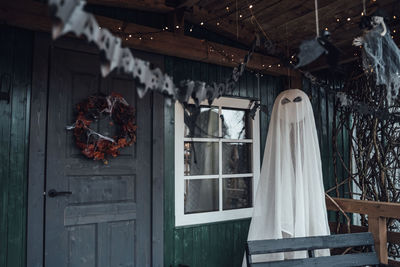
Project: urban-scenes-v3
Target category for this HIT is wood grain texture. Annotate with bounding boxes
[0,0,292,76]
[247,232,375,254]
[326,197,400,219]
[251,253,379,267]
[368,216,388,264]
[0,25,33,267]
[26,32,50,267]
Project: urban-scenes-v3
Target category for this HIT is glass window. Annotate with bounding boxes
[179,99,257,220]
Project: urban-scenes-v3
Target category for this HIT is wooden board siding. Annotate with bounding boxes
[164,57,343,267]
[164,56,285,267]
[0,26,33,267]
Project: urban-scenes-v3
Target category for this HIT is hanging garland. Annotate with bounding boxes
[67,92,137,164]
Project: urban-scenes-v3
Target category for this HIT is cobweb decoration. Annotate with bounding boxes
[48,0,258,106]
[354,18,400,104]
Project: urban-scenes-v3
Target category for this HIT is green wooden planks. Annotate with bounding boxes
[0,26,33,267]
[164,56,176,267]
[0,26,15,267]
[163,55,341,267]
[164,55,286,267]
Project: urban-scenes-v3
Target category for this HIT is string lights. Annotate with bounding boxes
[103,0,399,76]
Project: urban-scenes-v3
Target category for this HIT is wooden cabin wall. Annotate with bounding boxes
[0,26,346,267]
[0,26,33,267]
[163,57,346,267]
[163,56,285,267]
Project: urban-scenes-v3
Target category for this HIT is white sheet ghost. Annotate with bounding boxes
[244,89,330,265]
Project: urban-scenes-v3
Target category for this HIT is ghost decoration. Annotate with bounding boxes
[244,89,330,265]
[47,0,256,106]
[353,11,400,104]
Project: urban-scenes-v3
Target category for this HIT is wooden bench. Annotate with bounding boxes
[245,232,381,267]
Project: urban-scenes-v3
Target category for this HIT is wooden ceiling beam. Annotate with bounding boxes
[0,0,293,76]
[87,0,257,48]
[86,0,173,13]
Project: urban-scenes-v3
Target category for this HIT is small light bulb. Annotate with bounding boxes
[165,26,169,30]
[277,64,281,67]
[226,6,229,10]
[347,17,351,21]
[239,14,243,18]
[325,27,328,31]
[190,28,193,32]
[394,16,397,19]
[200,22,204,25]
[268,65,272,68]
[129,34,132,38]
[176,25,180,29]
[217,22,220,26]
[336,18,340,22]
[249,4,253,9]
[150,36,154,40]
[118,26,121,30]
[139,37,142,40]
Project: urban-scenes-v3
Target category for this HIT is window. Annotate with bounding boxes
[175,97,260,226]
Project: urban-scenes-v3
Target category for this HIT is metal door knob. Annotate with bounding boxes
[47,189,72,198]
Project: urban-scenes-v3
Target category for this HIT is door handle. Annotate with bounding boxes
[47,189,72,198]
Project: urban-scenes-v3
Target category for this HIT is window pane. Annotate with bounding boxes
[222,143,252,174]
[221,108,251,139]
[184,105,219,138]
[184,142,219,176]
[185,179,219,214]
[223,177,252,210]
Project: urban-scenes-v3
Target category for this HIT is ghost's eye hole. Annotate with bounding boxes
[293,96,302,102]
[281,97,291,105]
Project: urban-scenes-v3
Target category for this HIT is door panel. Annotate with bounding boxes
[45,43,151,267]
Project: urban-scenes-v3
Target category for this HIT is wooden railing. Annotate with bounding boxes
[326,197,400,266]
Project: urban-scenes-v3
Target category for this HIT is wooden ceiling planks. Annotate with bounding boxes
[0,0,291,75]
[4,0,399,70]
[87,0,174,12]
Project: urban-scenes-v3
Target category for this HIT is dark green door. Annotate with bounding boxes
[44,40,151,267]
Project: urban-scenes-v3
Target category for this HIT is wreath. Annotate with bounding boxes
[67,92,137,164]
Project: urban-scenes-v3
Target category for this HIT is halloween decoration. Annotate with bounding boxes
[48,0,257,107]
[66,93,137,164]
[295,0,340,68]
[244,89,330,264]
[332,68,400,259]
[295,30,341,68]
[353,10,400,104]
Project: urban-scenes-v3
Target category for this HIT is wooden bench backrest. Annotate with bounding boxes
[246,232,380,267]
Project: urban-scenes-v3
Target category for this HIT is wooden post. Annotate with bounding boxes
[168,8,185,35]
[290,71,302,90]
[368,216,388,264]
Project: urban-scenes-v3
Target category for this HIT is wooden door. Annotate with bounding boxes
[44,42,151,267]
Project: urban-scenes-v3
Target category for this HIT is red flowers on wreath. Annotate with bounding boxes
[68,92,137,164]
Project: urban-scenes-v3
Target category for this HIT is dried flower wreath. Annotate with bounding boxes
[67,92,137,164]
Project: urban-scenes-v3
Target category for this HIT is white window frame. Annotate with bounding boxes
[175,97,260,226]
